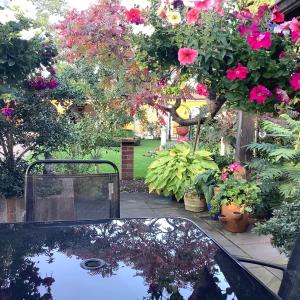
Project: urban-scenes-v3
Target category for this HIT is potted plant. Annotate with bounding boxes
[211,178,261,233]
[184,186,206,213]
[145,143,217,201]
[176,126,189,137]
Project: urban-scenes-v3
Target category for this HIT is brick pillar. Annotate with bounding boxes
[121,139,134,180]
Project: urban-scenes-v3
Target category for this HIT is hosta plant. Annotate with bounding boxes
[145,143,217,201]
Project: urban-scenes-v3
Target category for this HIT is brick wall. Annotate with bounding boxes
[121,139,134,180]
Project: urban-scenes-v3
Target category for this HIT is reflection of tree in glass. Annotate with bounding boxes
[0,219,228,299]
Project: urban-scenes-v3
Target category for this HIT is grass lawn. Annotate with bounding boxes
[101,139,160,179]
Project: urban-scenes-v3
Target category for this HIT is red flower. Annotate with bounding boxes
[186,8,200,24]
[178,48,198,65]
[254,4,269,22]
[272,5,285,24]
[125,8,143,24]
[290,73,300,91]
[226,63,249,81]
[238,22,258,37]
[279,51,286,59]
[274,87,290,103]
[249,85,272,104]
[196,83,209,96]
[247,31,272,50]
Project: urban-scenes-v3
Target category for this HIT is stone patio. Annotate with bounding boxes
[121,192,288,294]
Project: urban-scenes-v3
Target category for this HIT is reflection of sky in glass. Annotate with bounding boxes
[32,252,193,299]
[213,265,238,300]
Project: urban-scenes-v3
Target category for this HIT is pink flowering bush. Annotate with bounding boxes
[129,0,300,117]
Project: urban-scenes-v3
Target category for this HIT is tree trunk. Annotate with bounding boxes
[235,111,256,163]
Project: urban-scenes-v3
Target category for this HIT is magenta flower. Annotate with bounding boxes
[247,31,272,50]
[249,85,272,105]
[254,4,269,22]
[238,22,258,37]
[125,8,143,24]
[1,107,14,118]
[196,83,209,96]
[47,79,59,89]
[178,48,198,65]
[226,63,249,81]
[274,87,290,104]
[220,172,229,182]
[186,8,200,24]
[272,5,285,24]
[228,162,242,172]
[195,0,211,10]
[279,51,286,59]
[290,73,300,91]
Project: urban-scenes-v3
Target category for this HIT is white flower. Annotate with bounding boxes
[19,28,41,40]
[132,24,155,36]
[0,8,17,24]
[166,11,181,25]
[183,0,195,7]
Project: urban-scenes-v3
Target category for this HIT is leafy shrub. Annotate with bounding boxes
[255,199,300,256]
[145,143,217,201]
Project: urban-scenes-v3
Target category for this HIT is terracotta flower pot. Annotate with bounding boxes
[176,126,189,136]
[184,192,207,212]
[219,202,249,233]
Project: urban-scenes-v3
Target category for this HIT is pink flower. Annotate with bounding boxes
[238,22,258,37]
[274,87,290,104]
[254,4,269,22]
[249,85,272,104]
[195,0,211,10]
[279,51,285,59]
[186,8,200,24]
[228,162,242,172]
[234,9,253,21]
[290,18,300,43]
[125,8,143,24]
[247,31,272,50]
[226,63,249,81]
[178,48,198,65]
[272,5,285,23]
[196,83,209,96]
[290,73,300,91]
[220,172,229,182]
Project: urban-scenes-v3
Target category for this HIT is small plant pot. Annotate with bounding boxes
[184,192,207,212]
[220,203,249,233]
[176,126,189,137]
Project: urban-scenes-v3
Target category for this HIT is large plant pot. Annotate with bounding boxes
[184,192,206,212]
[219,203,249,233]
[176,126,189,136]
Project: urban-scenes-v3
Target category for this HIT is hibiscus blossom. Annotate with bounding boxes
[178,48,198,65]
[227,63,249,81]
[290,73,300,91]
[186,8,200,24]
[249,85,272,104]
[274,87,290,103]
[126,8,143,24]
[196,83,209,96]
[247,31,272,50]
[272,5,285,23]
